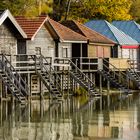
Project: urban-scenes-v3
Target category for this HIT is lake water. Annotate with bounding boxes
[0,93,140,140]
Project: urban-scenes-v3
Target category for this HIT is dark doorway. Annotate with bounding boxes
[82,43,87,57]
[17,40,27,66]
[72,43,81,57]
[72,43,88,68]
[72,43,81,67]
[111,45,118,58]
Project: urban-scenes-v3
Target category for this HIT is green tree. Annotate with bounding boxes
[0,0,53,16]
[130,0,140,22]
[68,0,132,22]
[51,0,68,21]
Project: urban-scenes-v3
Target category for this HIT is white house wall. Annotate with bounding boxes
[118,46,138,60]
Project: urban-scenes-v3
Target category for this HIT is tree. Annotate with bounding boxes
[68,0,132,22]
[0,0,53,16]
[130,0,140,22]
[51,0,68,21]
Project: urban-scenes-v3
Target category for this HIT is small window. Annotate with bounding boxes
[62,48,68,58]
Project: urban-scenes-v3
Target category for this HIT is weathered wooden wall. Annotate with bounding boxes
[58,42,72,58]
[0,23,17,55]
[27,25,55,58]
[88,44,110,58]
[109,58,129,70]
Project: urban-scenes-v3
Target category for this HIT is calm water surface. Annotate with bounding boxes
[0,93,140,140]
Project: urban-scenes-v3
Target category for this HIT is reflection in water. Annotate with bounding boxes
[0,93,139,140]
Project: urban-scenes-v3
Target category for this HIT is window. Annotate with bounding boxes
[62,48,68,58]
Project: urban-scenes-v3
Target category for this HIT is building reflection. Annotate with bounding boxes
[0,93,138,140]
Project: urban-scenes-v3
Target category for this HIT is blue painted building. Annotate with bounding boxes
[85,20,139,60]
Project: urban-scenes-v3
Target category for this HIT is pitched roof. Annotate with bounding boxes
[112,20,140,43]
[47,18,87,43]
[85,20,139,46]
[0,9,27,38]
[15,16,87,43]
[15,15,47,40]
[61,20,115,45]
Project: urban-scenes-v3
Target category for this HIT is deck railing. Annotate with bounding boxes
[127,59,140,71]
[71,57,99,71]
[3,54,130,72]
[11,55,52,72]
[54,58,97,94]
[102,58,129,88]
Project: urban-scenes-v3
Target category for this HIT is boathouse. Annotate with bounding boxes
[112,20,140,70]
[0,9,27,58]
[61,20,115,58]
[0,10,29,103]
[0,10,139,104]
[85,20,139,61]
[15,16,88,95]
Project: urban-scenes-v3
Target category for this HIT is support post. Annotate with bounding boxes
[107,81,110,93]
[99,74,102,93]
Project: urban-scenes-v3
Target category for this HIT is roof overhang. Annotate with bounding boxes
[46,19,87,44]
[89,42,115,46]
[60,39,87,43]
[0,9,27,38]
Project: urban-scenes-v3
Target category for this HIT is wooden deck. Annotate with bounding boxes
[10,56,130,72]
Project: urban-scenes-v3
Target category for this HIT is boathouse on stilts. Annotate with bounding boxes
[0,10,140,105]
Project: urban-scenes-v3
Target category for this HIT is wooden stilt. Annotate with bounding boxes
[28,73,31,98]
[99,74,102,93]
[107,81,110,93]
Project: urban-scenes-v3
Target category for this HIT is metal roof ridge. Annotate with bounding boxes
[106,20,139,45]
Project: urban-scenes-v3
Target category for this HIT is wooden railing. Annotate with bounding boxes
[11,55,52,72]
[54,58,98,95]
[127,59,140,71]
[102,58,129,87]
[2,55,130,72]
[109,58,129,70]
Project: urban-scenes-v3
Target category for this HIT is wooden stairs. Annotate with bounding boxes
[35,55,63,100]
[0,54,29,104]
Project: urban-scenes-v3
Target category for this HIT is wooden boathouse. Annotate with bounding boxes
[0,10,140,105]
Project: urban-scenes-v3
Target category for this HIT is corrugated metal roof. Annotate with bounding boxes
[85,20,139,45]
[112,20,140,43]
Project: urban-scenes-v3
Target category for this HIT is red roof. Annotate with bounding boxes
[47,18,87,42]
[15,16,47,39]
[15,16,87,42]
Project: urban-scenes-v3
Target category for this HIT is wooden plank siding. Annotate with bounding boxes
[109,58,129,70]
[88,44,110,58]
[0,23,17,66]
[27,25,55,58]
[58,42,72,58]
[118,46,138,60]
